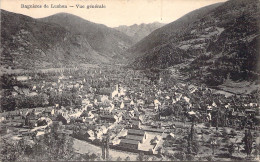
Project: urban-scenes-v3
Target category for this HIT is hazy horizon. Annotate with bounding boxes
[1,0,227,27]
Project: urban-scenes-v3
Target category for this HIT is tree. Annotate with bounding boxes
[210,138,217,155]
[136,152,144,161]
[158,147,162,157]
[125,156,130,161]
[189,119,195,142]
[186,154,195,161]
[216,108,220,131]
[117,156,122,161]
[105,133,110,160]
[101,138,106,160]
[227,142,235,157]
[230,129,237,137]
[80,152,100,161]
[205,155,214,161]
[174,151,186,161]
[31,125,74,161]
[0,124,78,161]
[90,153,99,161]
[243,130,253,157]
[1,139,23,161]
[152,156,157,161]
[253,143,260,159]
[187,118,200,155]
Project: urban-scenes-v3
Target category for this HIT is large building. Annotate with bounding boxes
[119,129,146,151]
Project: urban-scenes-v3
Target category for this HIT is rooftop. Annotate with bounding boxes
[125,135,144,141]
[128,129,145,136]
[120,139,140,145]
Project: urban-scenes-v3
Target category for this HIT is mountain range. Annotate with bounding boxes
[1,10,134,69]
[114,22,165,43]
[129,0,260,86]
[1,0,259,86]
[126,2,224,60]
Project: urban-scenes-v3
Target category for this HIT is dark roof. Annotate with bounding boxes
[100,114,116,119]
[99,88,112,95]
[125,135,144,141]
[232,112,245,117]
[142,127,164,133]
[245,109,256,112]
[131,120,140,124]
[128,129,145,136]
[120,139,140,145]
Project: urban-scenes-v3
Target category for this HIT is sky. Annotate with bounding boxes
[1,0,227,27]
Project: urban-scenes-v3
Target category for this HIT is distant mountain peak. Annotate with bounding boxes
[114,22,165,43]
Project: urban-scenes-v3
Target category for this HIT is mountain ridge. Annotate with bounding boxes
[39,13,134,58]
[0,10,134,69]
[129,0,260,86]
[126,2,224,60]
[114,22,165,43]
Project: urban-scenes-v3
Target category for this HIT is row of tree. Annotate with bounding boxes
[1,90,83,112]
[0,124,101,161]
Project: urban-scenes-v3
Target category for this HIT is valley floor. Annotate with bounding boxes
[0,65,259,161]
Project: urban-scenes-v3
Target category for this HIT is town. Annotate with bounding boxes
[0,65,259,161]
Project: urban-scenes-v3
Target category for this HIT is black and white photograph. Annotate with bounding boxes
[0,0,259,161]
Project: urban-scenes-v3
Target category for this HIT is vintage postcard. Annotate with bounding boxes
[0,0,259,161]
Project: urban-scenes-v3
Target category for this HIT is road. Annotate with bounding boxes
[73,138,138,160]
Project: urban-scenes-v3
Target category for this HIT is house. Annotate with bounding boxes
[81,110,95,119]
[123,110,141,121]
[130,100,135,107]
[28,92,38,96]
[119,139,140,150]
[99,87,115,98]
[86,130,95,141]
[119,129,147,150]
[137,99,145,106]
[165,133,175,140]
[0,115,6,122]
[100,113,122,123]
[82,99,91,106]
[111,86,119,98]
[123,112,133,121]
[17,88,30,96]
[249,103,258,107]
[56,114,70,125]
[124,100,132,108]
[16,76,31,81]
[43,107,55,116]
[188,85,198,94]
[147,103,155,109]
[245,109,256,115]
[69,110,83,119]
[120,102,125,109]
[118,87,126,96]
[100,105,115,115]
[130,120,141,129]
[161,123,175,129]
[125,134,145,143]
[76,129,90,140]
[128,129,146,137]
[95,95,111,106]
[36,117,53,127]
[11,91,18,97]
